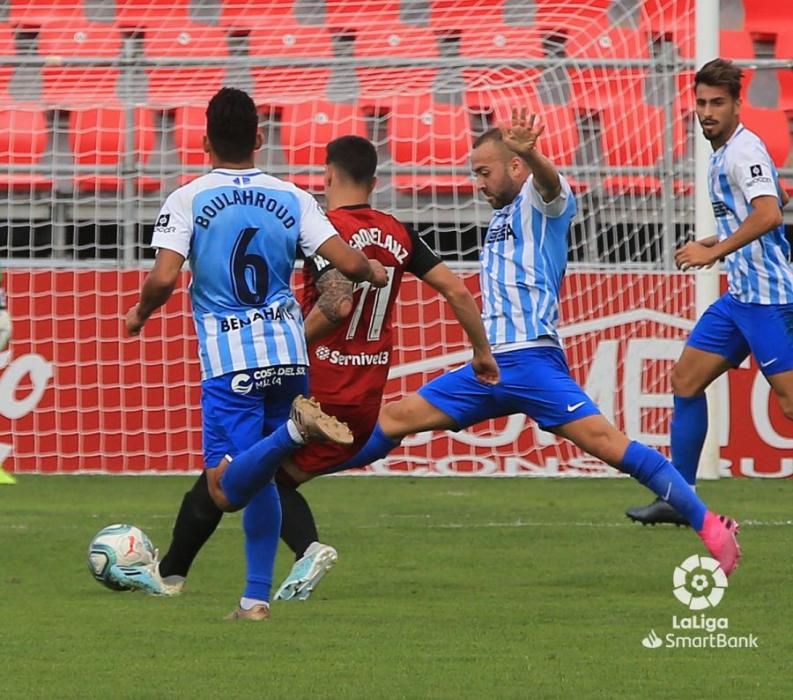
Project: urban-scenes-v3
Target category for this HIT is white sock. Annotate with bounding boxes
[286,418,305,445]
[240,597,269,610]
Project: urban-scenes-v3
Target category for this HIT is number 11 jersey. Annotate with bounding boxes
[302,205,442,406]
[151,168,338,380]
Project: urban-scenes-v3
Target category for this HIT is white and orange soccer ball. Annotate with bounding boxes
[87,524,156,591]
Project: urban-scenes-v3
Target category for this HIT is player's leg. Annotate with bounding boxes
[227,371,309,621]
[276,462,317,560]
[498,346,740,574]
[626,296,748,525]
[207,394,353,512]
[335,364,500,469]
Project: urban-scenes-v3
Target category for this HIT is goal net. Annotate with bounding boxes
[0,0,751,475]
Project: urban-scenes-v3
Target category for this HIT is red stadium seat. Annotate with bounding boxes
[774,31,793,113]
[719,30,755,60]
[534,0,610,25]
[173,105,209,185]
[600,102,680,195]
[459,24,543,88]
[114,0,195,28]
[219,0,296,29]
[354,27,440,109]
[279,100,367,191]
[0,26,16,104]
[387,98,474,194]
[38,22,122,107]
[144,25,228,107]
[740,106,791,167]
[743,0,791,40]
[569,69,645,112]
[0,107,52,191]
[248,26,333,107]
[566,21,650,59]
[640,0,693,58]
[325,1,403,31]
[68,108,159,193]
[9,0,85,24]
[429,0,506,28]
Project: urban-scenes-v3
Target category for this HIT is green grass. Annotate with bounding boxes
[1,476,790,699]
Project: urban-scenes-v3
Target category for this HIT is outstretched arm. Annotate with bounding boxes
[126,248,185,336]
[420,263,499,385]
[501,107,561,203]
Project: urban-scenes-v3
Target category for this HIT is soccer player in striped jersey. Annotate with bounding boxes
[117,88,387,619]
[338,109,742,576]
[272,136,498,600]
[627,59,793,525]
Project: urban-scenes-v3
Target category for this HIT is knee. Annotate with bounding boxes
[671,362,700,396]
[778,396,793,422]
[380,401,409,437]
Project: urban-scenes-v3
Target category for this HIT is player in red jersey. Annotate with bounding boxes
[273,135,498,600]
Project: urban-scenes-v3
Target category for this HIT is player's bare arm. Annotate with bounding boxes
[420,263,499,385]
[315,235,388,287]
[125,248,185,336]
[501,107,561,203]
[675,195,783,269]
[0,275,10,352]
[304,269,354,346]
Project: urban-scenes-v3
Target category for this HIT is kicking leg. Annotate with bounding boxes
[555,414,740,575]
[626,346,733,525]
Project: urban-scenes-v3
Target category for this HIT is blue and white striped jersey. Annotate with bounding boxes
[709,124,793,304]
[151,169,338,380]
[480,175,576,352]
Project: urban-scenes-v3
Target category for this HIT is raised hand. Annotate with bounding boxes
[500,107,545,158]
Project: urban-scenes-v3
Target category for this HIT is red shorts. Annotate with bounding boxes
[291,401,380,474]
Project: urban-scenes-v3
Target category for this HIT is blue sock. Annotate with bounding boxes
[242,481,281,602]
[221,424,300,508]
[620,441,707,531]
[671,394,708,486]
[337,423,400,470]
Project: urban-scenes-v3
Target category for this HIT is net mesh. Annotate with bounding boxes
[0,0,789,473]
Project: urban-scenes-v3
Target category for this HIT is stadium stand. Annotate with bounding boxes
[0,106,51,191]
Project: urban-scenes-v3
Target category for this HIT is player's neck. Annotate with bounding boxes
[211,158,257,170]
[710,122,739,151]
[327,189,370,210]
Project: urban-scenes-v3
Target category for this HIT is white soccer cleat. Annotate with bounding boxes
[274,542,338,601]
[109,560,185,597]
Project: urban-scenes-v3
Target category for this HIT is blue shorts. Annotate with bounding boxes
[687,293,793,375]
[418,346,601,431]
[201,366,308,467]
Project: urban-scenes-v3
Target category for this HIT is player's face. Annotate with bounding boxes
[695,83,740,147]
[472,141,523,209]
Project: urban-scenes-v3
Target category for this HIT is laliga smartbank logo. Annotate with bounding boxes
[641,555,758,650]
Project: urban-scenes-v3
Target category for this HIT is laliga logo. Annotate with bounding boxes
[315,345,331,361]
[672,555,728,610]
[230,373,253,395]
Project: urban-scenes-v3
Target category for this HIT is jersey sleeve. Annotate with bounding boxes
[405,224,442,278]
[728,143,780,203]
[527,174,574,218]
[150,190,193,258]
[296,190,341,257]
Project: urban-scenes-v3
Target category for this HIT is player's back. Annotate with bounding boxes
[153,169,334,379]
[302,205,418,406]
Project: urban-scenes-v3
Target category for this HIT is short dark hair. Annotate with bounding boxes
[206,87,259,162]
[695,58,743,100]
[472,127,504,150]
[326,135,377,184]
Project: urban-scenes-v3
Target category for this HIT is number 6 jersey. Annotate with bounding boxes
[302,204,442,407]
[151,168,339,380]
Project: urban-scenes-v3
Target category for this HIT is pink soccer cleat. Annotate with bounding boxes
[697,512,742,576]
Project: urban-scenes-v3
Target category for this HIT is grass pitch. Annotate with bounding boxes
[1,476,790,699]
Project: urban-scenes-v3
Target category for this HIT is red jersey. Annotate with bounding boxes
[302,205,441,406]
